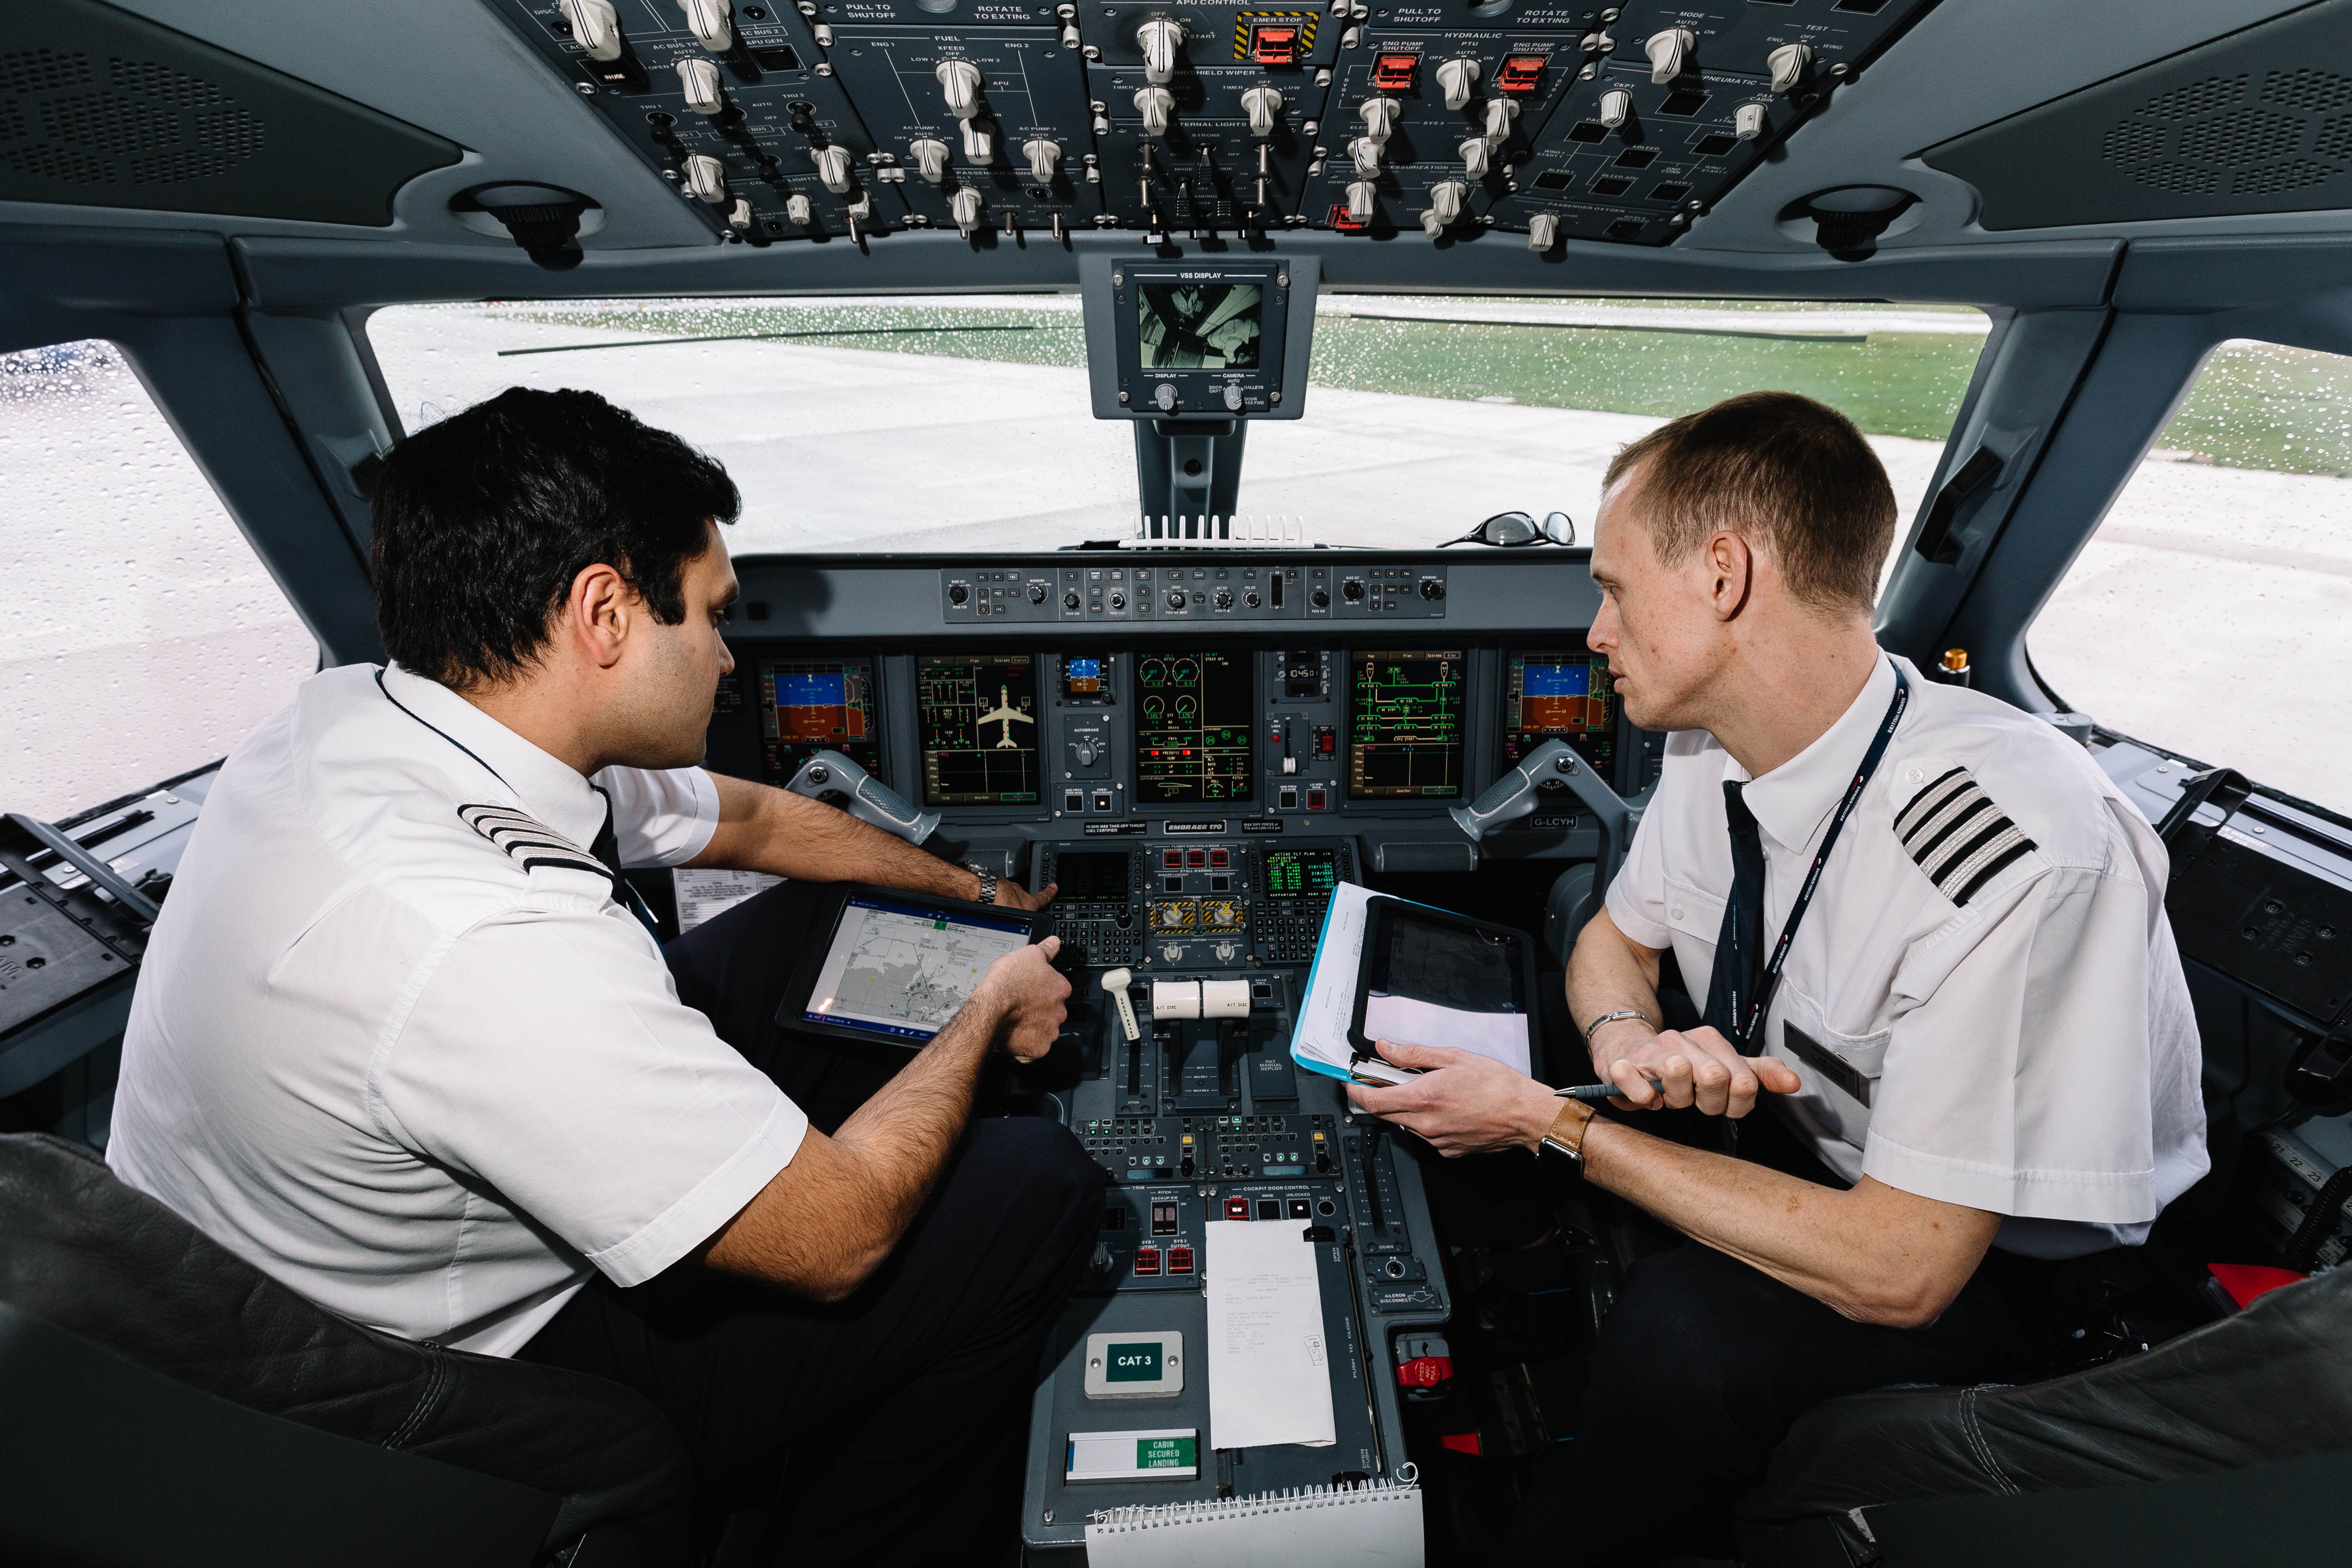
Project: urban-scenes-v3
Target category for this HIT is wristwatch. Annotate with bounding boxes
[963,863,999,905]
[1539,1097,1596,1169]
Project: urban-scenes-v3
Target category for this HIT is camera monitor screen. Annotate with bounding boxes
[1136,281,1262,370]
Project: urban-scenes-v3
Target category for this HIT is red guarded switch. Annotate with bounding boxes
[1498,54,1546,94]
[1168,1246,1195,1274]
[1134,1247,1162,1275]
[1225,1196,1252,1220]
[1373,53,1417,90]
[1397,1355,1455,1390]
[1248,22,1301,65]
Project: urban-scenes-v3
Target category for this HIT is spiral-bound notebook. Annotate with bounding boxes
[1083,1478,1422,1567]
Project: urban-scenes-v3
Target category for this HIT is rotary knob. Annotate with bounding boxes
[1241,85,1282,138]
[1165,589,1187,610]
[815,144,853,194]
[1599,88,1632,128]
[682,153,728,204]
[1646,26,1694,83]
[1222,385,1243,412]
[1350,138,1384,177]
[1346,180,1377,222]
[936,59,984,119]
[1736,102,1768,141]
[677,57,724,115]
[1135,87,1174,137]
[559,0,621,61]
[1063,591,1081,610]
[1527,211,1560,252]
[1244,589,1261,608]
[1482,96,1520,147]
[1023,138,1061,182]
[1027,582,1048,604]
[910,138,952,182]
[1434,58,1480,110]
[1459,137,1491,179]
[1109,590,1127,610]
[1075,740,1100,764]
[1310,586,1330,608]
[785,192,812,224]
[1768,42,1812,93]
[1359,97,1401,140]
[1341,578,1364,602]
[1137,16,1186,85]
[1214,587,1235,610]
[1154,383,1177,412]
[677,0,731,53]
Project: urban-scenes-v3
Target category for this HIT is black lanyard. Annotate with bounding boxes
[1722,664,1910,1050]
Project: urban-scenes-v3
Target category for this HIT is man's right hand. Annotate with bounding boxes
[975,938,1070,1062]
[1592,1022,1800,1119]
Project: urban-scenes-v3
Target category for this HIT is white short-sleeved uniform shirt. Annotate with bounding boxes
[107,663,807,1354]
[1604,654,2207,1259]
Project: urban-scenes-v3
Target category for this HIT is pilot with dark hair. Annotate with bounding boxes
[1346,391,2207,1562]
[107,386,1101,1564]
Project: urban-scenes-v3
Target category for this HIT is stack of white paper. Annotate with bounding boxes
[1203,1219,1335,1452]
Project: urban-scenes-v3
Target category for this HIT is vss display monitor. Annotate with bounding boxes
[1503,646,1619,778]
[1134,651,1255,805]
[918,655,1041,806]
[1349,650,1467,800]
[757,656,880,785]
[1082,255,1316,421]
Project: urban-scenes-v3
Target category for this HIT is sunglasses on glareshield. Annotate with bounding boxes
[1442,511,1578,548]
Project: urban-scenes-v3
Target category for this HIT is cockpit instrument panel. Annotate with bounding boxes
[1348,649,1467,799]
[1135,651,1255,804]
[1261,846,1342,902]
[759,656,881,784]
[1502,647,1618,777]
[918,654,1041,805]
[1062,655,1113,704]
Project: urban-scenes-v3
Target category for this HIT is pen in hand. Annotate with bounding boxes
[1556,1079,1659,1103]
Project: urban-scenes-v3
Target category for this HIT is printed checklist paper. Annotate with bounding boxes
[1204,1219,1337,1451]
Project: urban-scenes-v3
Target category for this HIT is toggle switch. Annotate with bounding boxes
[559,0,622,61]
[1767,42,1811,93]
[1023,137,1061,182]
[951,184,983,235]
[682,153,727,203]
[677,0,732,53]
[1599,88,1631,127]
[1434,58,1480,110]
[935,58,983,119]
[1527,211,1559,251]
[1735,101,1767,141]
[1645,26,1693,83]
[911,137,951,182]
[1135,86,1174,137]
[814,144,853,193]
[676,56,723,113]
[1241,84,1283,138]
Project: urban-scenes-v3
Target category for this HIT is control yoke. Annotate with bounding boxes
[784,749,941,845]
[1450,739,1641,886]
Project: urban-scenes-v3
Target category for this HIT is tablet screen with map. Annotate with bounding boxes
[788,886,1038,1046]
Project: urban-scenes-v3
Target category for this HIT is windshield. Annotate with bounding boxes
[365,295,1989,557]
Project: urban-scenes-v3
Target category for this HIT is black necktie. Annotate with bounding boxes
[1704,780,1768,1051]
[588,786,665,941]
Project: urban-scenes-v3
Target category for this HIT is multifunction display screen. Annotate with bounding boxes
[1134,652,1255,805]
[1260,847,1341,901]
[758,657,880,784]
[1503,647,1618,778]
[1349,650,1467,799]
[1053,851,1134,904]
[918,655,1040,805]
[1136,282,1262,370]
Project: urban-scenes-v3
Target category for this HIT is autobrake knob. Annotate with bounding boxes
[1137,16,1186,85]
[935,59,984,119]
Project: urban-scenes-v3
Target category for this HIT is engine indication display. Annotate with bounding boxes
[1349,650,1467,799]
[918,655,1041,806]
[1261,847,1341,901]
[1503,647,1618,778]
[1135,651,1255,805]
[758,657,881,785]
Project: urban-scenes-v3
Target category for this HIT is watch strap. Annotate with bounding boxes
[963,864,999,905]
[1540,1097,1595,1167]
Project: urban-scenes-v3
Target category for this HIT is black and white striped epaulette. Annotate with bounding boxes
[1893,766,2039,907]
[457,803,610,880]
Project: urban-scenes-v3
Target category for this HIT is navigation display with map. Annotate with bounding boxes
[800,893,1035,1044]
[919,654,1041,806]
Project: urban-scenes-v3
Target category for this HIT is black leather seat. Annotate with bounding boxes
[0,1132,691,1567]
[1736,1265,2352,1565]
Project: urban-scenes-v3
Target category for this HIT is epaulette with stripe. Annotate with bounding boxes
[457,803,611,880]
[1893,766,2038,907]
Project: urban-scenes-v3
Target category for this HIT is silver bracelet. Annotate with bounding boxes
[1581,1008,1654,1042]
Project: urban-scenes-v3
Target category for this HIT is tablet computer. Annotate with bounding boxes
[780,883,1040,1048]
[1346,897,1536,1077]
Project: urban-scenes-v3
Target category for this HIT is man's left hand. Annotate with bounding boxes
[1344,1041,1560,1157]
[993,880,1056,913]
